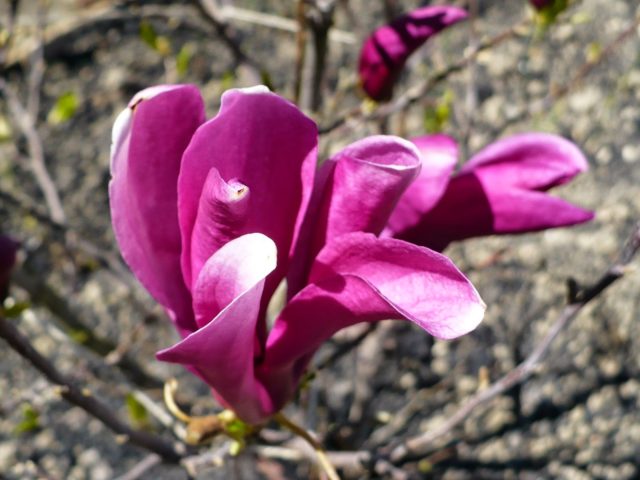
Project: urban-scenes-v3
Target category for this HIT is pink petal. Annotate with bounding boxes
[393,133,594,250]
[396,167,594,251]
[358,6,467,101]
[260,232,485,409]
[190,168,251,286]
[177,87,318,303]
[109,85,205,335]
[288,136,420,295]
[156,233,278,424]
[461,133,589,190]
[385,134,458,236]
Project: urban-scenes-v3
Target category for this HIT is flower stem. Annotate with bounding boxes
[163,378,193,423]
[273,412,340,480]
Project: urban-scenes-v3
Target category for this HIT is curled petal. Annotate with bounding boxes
[157,233,278,424]
[190,168,251,285]
[358,6,467,101]
[261,232,485,408]
[386,134,458,236]
[109,84,205,334]
[178,87,318,300]
[289,136,420,295]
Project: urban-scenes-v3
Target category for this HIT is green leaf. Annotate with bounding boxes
[260,70,274,91]
[125,393,149,428]
[139,21,158,50]
[155,36,172,57]
[424,89,453,133]
[0,114,12,142]
[68,328,89,344]
[221,70,236,91]
[14,404,40,434]
[47,92,79,125]
[140,21,171,56]
[1,300,30,318]
[586,42,602,63]
[535,0,570,30]
[176,44,193,78]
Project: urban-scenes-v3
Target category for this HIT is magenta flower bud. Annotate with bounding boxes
[110,85,485,423]
[358,6,467,101]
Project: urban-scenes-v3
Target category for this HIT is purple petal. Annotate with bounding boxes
[157,233,277,424]
[461,133,589,190]
[109,85,205,335]
[260,232,485,409]
[189,168,251,286]
[385,134,458,236]
[288,136,420,295]
[177,87,318,304]
[393,133,594,250]
[358,6,467,101]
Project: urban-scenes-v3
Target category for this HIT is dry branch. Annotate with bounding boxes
[0,315,186,463]
[388,222,640,463]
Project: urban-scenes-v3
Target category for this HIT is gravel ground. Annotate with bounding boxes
[1,0,640,479]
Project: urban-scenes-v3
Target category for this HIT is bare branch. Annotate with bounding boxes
[388,222,640,463]
[0,315,187,463]
[113,454,162,480]
[319,20,527,135]
[0,78,66,223]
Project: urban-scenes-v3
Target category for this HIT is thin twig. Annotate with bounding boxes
[0,187,133,285]
[113,454,162,480]
[274,412,340,480]
[0,315,187,463]
[193,0,263,84]
[299,1,337,112]
[319,20,527,135]
[293,0,308,104]
[315,323,378,372]
[389,222,640,463]
[546,13,640,105]
[0,81,66,223]
[216,4,355,45]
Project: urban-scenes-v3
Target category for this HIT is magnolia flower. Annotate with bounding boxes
[385,133,594,251]
[358,6,467,101]
[0,235,18,301]
[110,85,485,424]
